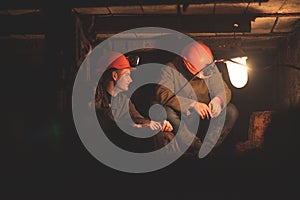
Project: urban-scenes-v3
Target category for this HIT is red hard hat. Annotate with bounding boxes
[96,51,135,74]
[181,41,214,75]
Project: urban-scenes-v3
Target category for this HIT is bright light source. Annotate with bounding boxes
[225,56,248,88]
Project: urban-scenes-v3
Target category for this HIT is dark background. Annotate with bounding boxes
[1,1,300,199]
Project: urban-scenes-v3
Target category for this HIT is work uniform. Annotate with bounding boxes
[155,56,238,154]
[96,89,181,154]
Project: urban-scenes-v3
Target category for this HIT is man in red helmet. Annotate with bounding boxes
[155,41,239,156]
[95,51,181,153]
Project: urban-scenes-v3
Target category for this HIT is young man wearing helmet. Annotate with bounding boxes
[155,41,239,156]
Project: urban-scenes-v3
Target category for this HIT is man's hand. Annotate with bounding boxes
[161,120,173,132]
[193,102,212,119]
[208,97,223,118]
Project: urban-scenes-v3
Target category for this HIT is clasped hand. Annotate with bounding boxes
[134,120,173,132]
[193,97,223,119]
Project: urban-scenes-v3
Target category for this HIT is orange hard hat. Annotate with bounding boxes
[96,51,135,74]
[181,41,214,75]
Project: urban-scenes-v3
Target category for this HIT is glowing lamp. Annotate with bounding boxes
[224,56,248,88]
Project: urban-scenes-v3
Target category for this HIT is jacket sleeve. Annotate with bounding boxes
[129,100,150,125]
[205,69,232,106]
[155,64,197,114]
[223,80,232,105]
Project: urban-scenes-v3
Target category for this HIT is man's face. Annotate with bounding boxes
[115,69,132,92]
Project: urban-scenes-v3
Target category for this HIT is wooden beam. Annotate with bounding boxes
[0,0,269,10]
[94,14,252,33]
[0,13,253,35]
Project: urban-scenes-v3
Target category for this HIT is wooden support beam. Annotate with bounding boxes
[44,6,76,112]
[0,0,269,10]
[94,14,252,33]
[0,13,253,35]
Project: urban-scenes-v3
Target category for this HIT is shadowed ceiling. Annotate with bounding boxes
[1,0,300,52]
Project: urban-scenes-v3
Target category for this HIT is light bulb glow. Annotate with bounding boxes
[225,57,248,88]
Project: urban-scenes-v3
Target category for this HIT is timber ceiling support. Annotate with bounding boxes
[94,14,253,34]
[0,13,254,35]
[0,0,269,10]
[43,6,76,112]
